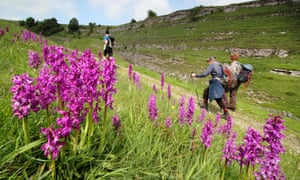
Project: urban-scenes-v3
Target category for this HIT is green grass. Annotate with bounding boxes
[1,1,300,179]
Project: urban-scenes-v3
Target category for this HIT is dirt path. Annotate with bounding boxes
[117,65,300,155]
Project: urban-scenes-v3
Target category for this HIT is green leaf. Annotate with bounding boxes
[1,139,44,165]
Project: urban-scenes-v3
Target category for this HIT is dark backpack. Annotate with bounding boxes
[109,36,115,47]
[237,64,253,83]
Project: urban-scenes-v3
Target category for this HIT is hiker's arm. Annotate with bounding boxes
[103,36,108,49]
[192,65,212,78]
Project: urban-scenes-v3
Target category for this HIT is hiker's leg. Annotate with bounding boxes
[229,89,236,108]
[202,87,209,109]
[216,96,229,119]
[223,92,229,107]
[229,82,241,110]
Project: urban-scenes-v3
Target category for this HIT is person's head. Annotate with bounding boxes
[105,30,110,34]
[230,52,239,61]
[207,56,216,64]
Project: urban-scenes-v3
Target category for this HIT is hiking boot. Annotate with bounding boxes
[227,106,236,112]
[221,111,230,120]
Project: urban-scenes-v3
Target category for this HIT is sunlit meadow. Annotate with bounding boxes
[0,27,297,179]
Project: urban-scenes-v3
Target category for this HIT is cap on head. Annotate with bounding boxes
[207,56,216,62]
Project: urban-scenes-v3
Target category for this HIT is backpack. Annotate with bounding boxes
[237,64,252,82]
[108,36,115,47]
[220,63,235,87]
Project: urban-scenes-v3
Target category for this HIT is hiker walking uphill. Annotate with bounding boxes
[103,30,114,59]
[224,52,253,111]
[224,52,242,111]
[191,56,229,119]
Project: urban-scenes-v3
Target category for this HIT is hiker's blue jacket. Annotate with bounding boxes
[195,62,223,79]
[195,61,224,100]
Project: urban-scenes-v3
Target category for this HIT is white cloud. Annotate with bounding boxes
[133,0,172,20]
[0,0,256,25]
[0,0,77,22]
[88,0,171,21]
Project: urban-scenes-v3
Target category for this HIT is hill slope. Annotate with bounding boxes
[105,0,300,120]
[37,0,300,120]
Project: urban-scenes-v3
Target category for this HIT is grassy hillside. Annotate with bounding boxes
[46,1,300,119]
[1,23,299,179]
[1,0,300,179]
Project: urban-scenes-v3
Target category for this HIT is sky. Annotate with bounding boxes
[0,0,253,26]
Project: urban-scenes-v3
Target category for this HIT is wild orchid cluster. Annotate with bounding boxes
[21,30,38,42]
[178,96,186,125]
[148,94,158,121]
[219,115,286,180]
[112,115,121,131]
[11,29,45,44]
[200,119,214,149]
[167,84,171,100]
[254,115,286,180]
[99,56,117,110]
[0,26,9,36]
[165,117,172,128]
[10,74,40,119]
[177,96,195,126]
[217,115,233,138]
[11,44,117,160]
[28,50,41,69]
[132,72,141,88]
[160,72,164,90]
[128,63,133,80]
[198,108,206,122]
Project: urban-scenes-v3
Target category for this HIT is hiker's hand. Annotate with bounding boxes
[191,73,196,78]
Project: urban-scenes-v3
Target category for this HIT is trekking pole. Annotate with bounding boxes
[190,73,201,108]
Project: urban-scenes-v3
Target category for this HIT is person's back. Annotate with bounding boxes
[229,53,241,77]
[225,52,242,111]
[103,30,113,58]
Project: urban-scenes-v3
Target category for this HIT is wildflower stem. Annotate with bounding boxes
[80,114,89,150]
[238,165,243,180]
[73,129,79,153]
[22,116,30,145]
[50,160,56,180]
[244,163,250,180]
[46,106,51,126]
[100,104,108,153]
[202,148,207,163]
[221,160,227,180]
[87,108,94,148]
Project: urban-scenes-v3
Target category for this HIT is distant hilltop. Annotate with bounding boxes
[121,0,300,28]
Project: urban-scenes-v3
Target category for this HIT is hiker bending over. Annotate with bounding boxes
[224,52,242,111]
[191,56,229,119]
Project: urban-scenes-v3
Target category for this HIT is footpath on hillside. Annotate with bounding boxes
[117,64,300,155]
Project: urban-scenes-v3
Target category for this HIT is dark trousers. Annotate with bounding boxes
[104,47,113,57]
[203,87,227,112]
[224,80,241,109]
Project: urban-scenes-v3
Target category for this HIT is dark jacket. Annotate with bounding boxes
[195,61,224,100]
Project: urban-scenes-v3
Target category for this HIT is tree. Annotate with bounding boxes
[36,18,64,36]
[130,18,137,24]
[88,22,96,35]
[147,10,157,18]
[68,18,80,33]
[25,17,36,28]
